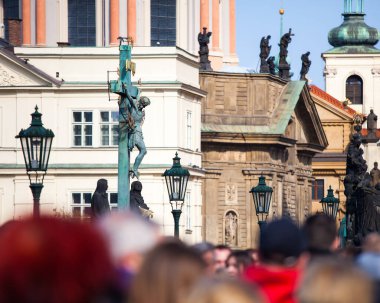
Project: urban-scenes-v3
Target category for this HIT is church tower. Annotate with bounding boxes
[322,0,380,115]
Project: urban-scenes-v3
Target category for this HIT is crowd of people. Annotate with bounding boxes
[0,211,378,303]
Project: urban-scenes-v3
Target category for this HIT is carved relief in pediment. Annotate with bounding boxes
[0,63,37,86]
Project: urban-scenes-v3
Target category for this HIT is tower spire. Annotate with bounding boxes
[344,0,364,14]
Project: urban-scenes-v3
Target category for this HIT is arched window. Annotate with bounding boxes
[151,0,176,46]
[346,75,363,105]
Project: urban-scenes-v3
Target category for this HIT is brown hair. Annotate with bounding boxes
[298,258,373,303]
[130,239,207,303]
[183,278,264,303]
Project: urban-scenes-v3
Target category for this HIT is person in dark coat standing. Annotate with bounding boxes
[91,178,111,218]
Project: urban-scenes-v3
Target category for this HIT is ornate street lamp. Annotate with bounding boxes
[16,106,54,218]
[250,175,273,230]
[320,186,340,219]
[163,152,190,237]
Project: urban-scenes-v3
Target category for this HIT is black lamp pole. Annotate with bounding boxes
[16,106,54,218]
[163,153,190,237]
[250,175,273,230]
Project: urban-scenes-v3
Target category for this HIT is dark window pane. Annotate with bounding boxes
[346,75,363,105]
[151,0,176,46]
[84,193,92,204]
[72,207,81,217]
[73,112,82,122]
[110,193,118,204]
[68,0,96,46]
[84,112,93,122]
[72,193,81,204]
[84,207,92,217]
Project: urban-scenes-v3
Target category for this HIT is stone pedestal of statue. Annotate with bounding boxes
[279,64,291,81]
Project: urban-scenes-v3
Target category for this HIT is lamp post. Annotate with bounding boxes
[163,153,190,237]
[16,106,54,218]
[320,186,340,219]
[250,175,273,230]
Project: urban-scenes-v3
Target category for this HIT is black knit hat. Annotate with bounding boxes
[259,218,306,263]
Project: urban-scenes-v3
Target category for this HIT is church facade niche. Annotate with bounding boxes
[224,210,238,247]
[346,75,363,105]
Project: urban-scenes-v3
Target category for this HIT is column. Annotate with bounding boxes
[211,0,219,50]
[229,0,236,55]
[200,0,209,30]
[22,0,31,45]
[36,0,46,45]
[127,0,136,43]
[110,0,119,45]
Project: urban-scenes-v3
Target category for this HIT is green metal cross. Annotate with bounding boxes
[109,37,139,209]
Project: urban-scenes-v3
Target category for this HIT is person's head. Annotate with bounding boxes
[96,178,108,193]
[375,162,378,169]
[0,217,117,303]
[97,211,160,273]
[245,248,259,265]
[362,232,380,253]
[213,245,231,273]
[131,180,143,193]
[184,278,264,303]
[302,213,338,255]
[138,96,150,109]
[130,240,207,303]
[259,218,306,266]
[192,242,215,274]
[226,250,254,277]
[298,259,373,303]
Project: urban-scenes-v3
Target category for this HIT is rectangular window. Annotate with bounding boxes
[100,111,119,146]
[311,179,324,200]
[73,111,93,146]
[72,192,92,218]
[151,0,176,46]
[71,191,118,218]
[185,191,191,230]
[68,0,96,46]
[186,111,192,149]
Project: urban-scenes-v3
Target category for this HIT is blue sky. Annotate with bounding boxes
[236,0,380,89]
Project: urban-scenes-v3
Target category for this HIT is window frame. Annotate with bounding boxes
[311,179,325,201]
[100,110,119,147]
[72,111,93,147]
[346,75,363,105]
[71,191,118,219]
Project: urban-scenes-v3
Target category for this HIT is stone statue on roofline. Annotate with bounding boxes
[259,35,272,73]
[198,27,213,71]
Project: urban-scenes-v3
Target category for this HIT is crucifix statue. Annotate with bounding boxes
[108,37,150,209]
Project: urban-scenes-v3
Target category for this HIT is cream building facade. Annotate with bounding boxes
[0,0,239,242]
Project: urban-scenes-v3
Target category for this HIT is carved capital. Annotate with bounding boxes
[371,68,380,76]
[323,68,337,77]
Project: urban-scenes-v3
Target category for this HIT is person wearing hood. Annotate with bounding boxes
[91,178,111,218]
[243,218,307,303]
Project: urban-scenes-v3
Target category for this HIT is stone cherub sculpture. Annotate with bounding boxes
[300,51,311,81]
[259,35,271,73]
[198,27,213,71]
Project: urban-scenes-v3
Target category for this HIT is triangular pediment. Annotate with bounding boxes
[310,85,356,121]
[283,83,328,151]
[0,48,61,87]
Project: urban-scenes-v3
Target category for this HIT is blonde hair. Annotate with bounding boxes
[183,278,264,303]
[298,258,373,303]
